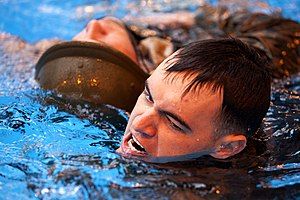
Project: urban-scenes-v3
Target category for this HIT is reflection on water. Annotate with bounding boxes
[0,0,299,199]
[0,0,299,42]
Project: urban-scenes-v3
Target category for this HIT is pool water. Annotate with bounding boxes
[0,0,299,199]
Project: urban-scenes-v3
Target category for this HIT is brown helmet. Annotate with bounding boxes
[35,41,149,111]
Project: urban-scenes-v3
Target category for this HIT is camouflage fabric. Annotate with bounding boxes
[127,5,300,78]
[195,6,300,78]
[221,12,300,78]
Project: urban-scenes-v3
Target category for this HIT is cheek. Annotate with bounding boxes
[106,31,129,46]
[157,133,212,156]
[106,33,136,57]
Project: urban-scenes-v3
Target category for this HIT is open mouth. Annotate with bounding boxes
[119,132,148,157]
[128,134,146,153]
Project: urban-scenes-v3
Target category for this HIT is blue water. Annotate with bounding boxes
[0,0,299,43]
[0,0,299,199]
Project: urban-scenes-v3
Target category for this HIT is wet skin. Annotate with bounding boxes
[73,17,138,64]
[116,56,226,163]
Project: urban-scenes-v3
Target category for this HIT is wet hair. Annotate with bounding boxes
[166,38,272,138]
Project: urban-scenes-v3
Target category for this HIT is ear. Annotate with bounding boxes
[210,134,247,159]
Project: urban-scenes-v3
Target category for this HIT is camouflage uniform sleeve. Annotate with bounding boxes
[221,12,300,78]
[193,5,300,78]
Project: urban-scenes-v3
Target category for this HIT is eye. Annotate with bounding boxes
[166,115,184,132]
[143,88,153,102]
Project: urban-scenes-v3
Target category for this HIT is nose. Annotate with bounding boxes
[85,20,106,38]
[132,108,158,138]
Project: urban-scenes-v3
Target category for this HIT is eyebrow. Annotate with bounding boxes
[145,80,192,133]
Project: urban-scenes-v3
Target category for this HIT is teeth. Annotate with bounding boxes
[128,135,146,153]
[128,138,140,152]
[132,135,145,150]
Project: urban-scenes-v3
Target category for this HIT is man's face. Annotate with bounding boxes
[73,17,138,63]
[117,55,224,163]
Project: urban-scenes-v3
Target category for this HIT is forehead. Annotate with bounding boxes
[148,60,223,127]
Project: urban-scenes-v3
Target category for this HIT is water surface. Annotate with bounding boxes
[0,0,299,199]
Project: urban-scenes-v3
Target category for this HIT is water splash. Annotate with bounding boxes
[0,0,299,199]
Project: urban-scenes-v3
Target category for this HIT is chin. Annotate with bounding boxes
[116,130,210,163]
[116,136,207,163]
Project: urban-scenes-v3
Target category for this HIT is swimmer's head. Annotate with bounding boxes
[35,17,149,110]
[73,17,139,65]
[117,38,271,163]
